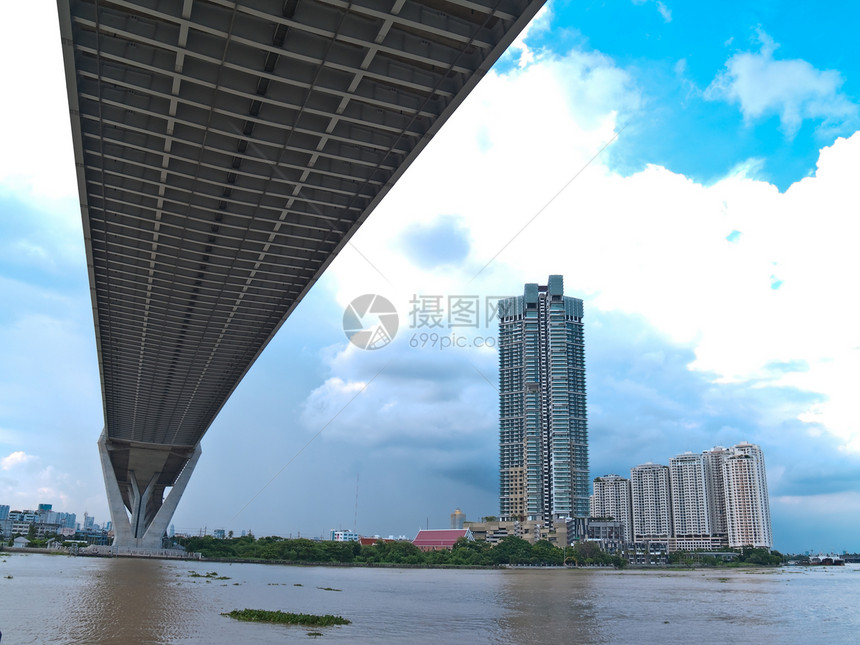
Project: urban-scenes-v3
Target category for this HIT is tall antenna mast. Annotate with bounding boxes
[353,473,360,532]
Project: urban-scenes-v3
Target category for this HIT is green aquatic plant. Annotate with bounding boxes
[222,609,350,626]
[190,571,230,580]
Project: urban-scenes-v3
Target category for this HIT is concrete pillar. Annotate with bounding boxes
[98,431,133,546]
[98,430,202,550]
[139,442,201,549]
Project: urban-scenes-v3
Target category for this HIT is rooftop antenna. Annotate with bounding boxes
[353,473,359,532]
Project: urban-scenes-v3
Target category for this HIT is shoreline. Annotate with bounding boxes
[1,548,794,571]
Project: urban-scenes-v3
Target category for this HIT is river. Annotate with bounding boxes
[1,553,858,644]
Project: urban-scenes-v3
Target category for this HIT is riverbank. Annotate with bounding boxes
[2,546,783,572]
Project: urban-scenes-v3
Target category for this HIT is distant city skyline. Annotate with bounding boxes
[3,2,860,553]
[592,442,773,552]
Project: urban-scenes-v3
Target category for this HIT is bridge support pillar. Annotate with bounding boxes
[98,431,202,550]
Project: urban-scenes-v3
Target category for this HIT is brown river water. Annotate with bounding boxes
[1,552,858,644]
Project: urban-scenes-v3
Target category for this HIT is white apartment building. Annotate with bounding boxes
[630,463,672,540]
[702,446,730,537]
[724,442,773,548]
[590,475,633,543]
[669,452,710,537]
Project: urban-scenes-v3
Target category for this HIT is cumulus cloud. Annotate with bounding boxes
[300,345,497,448]
[318,24,860,469]
[400,216,471,269]
[507,5,553,68]
[0,3,77,200]
[706,30,858,136]
[1,450,34,470]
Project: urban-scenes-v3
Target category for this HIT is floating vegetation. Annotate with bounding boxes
[316,586,342,592]
[222,609,350,627]
[307,632,323,638]
[190,571,231,580]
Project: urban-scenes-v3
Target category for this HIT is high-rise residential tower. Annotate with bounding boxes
[669,452,711,537]
[702,446,730,537]
[498,275,587,525]
[724,442,773,548]
[591,475,633,543]
[630,463,672,541]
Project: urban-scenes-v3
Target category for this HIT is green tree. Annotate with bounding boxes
[531,540,563,565]
[571,540,602,565]
[450,538,492,565]
[491,536,533,565]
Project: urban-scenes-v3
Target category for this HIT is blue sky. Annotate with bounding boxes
[1,1,859,553]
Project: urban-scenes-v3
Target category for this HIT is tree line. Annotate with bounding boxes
[175,534,628,567]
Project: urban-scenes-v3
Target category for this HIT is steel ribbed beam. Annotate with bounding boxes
[58,0,545,547]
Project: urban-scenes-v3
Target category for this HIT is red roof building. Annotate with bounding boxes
[358,536,397,546]
[412,529,473,551]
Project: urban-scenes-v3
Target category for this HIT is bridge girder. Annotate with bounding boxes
[58,0,545,547]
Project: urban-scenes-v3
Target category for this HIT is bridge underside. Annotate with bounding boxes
[58,0,545,547]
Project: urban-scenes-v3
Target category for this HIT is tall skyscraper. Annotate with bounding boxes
[724,442,773,548]
[591,475,633,543]
[669,452,710,537]
[498,275,588,525]
[630,463,672,540]
[702,446,730,537]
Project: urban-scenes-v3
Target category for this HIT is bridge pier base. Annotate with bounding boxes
[98,431,202,550]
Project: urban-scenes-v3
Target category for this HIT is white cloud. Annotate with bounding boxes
[631,0,672,24]
[0,460,77,511]
[317,34,860,457]
[774,491,860,514]
[1,450,34,470]
[706,30,857,136]
[300,344,497,447]
[507,5,553,68]
[0,2,77,200]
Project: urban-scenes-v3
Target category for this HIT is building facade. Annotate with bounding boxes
[498,275,588,526]
[702,446,730,537]
[724,442,773,548]
[590,475,633,543]
[630,463,672,540]
[450,508,466,530]
[669,452,711,538]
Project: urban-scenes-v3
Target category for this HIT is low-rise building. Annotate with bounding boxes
[624,541,669,565]
[464,520,515,545]
[412,529,473,551]
[467,519,568,546]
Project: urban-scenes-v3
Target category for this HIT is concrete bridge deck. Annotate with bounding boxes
[58,0,545,548]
